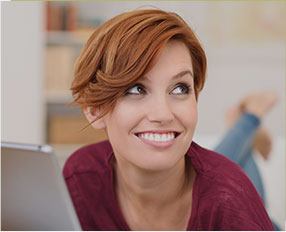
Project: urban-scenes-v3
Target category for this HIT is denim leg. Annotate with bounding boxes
[240,148,265,202]
[272,221,282,231]
[214,112,266,202]
[214,112,279,230]
[243,154,280,230]
[214,113,260,163]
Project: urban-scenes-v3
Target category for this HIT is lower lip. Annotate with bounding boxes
[135,135,177,149]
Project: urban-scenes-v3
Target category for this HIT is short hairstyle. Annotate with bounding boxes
[71,9,207,120]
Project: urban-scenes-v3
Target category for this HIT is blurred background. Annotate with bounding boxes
[1,1,285,228]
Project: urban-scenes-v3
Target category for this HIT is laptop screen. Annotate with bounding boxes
[1,142,81,231]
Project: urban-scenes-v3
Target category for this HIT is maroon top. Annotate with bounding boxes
[63,140,273,231]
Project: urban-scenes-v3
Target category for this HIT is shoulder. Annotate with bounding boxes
[189,141,260,202]
[189,142,273,230]
[189,141,254,188]
[62,140,118,230]
[63,140,113,179]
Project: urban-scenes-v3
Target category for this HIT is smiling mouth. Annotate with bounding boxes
[134,131,181,143]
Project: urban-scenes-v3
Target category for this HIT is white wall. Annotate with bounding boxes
[197,43,285,137]
[1,2,45,144]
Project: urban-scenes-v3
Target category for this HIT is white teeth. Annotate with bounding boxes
[138,132,175,142]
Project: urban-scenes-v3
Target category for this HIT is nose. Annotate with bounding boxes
[146,95,175,124]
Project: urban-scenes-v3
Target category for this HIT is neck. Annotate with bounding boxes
[114,156,192,209]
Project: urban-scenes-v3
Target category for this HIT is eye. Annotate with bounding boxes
[125,84,146,95]
[171,83,191,95]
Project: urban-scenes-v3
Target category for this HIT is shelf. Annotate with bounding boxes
[46,29,93,46]
[45,91,73,104]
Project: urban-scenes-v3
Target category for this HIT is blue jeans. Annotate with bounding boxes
[214,113,280,230]
[214,113,265,202]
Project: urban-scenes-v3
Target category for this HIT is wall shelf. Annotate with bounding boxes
[46,30,93,46]
[45,91,73,104]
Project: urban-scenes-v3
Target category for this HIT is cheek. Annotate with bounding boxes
[174,99,198,128]
[106,101,141,134]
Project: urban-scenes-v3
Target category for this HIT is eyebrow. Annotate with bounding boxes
[172,70,193,80]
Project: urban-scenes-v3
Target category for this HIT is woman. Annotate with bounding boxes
[63,9,273,230]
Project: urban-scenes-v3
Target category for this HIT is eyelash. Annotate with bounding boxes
[125,84,146,95]
[173,82,192,95]
[124,82,192,96]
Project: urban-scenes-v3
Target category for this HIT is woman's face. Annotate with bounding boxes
[102,40,197,171]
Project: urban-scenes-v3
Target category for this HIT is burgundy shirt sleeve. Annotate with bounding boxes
[63,141,130,230]
[188,142,274,231]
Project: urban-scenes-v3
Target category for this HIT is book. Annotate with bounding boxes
[45,46,75,92]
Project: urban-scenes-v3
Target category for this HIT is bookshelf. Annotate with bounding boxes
[46,29,94,46]
[45,31,90,104]
[44,2,107,144]
[46,31,84,46]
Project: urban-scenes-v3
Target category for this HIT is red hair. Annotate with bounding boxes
[71,9,207,119]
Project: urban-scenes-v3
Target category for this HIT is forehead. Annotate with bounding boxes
[144,40,193,81]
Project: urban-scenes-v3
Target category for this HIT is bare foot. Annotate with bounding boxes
[225,106,241,128]
[240,91,278,118]
[225,91,278,160]
[253,128,272,160]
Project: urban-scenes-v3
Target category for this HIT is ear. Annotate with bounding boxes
[83,107,106,129]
